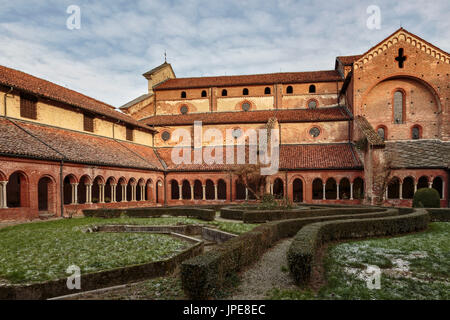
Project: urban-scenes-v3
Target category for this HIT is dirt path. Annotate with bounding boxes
[229,238,297,300]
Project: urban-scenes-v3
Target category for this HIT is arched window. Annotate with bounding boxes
[235,181,246,200]
[243,88,249,96]
[38,177,54,212]
[7,172,28,208]
[205,180,215,200]
[286,86,293,94]
[393,90,405,124]
[201,90,207,97]
[264,87,271,94]
[181,91,186,98]
[353,177,364,199]
[221,89,227,96]
[412,126,421,140]
[63,175,75,205]
[312,178,323,200]
[78,175,91,204]
[309,84,316,93]
[417,176,428,189]
[325,178,337,200]
[377,126,386,140]
[339,178,350,200]
[273,178,284,199]
[218,179,227,200]
[127,178,136,202]
[432,177,443,199]
[292,179,303,202]
[387,177,400,199]
[402,177,414,199]
[182,180,191,200]
[194,180,203,200]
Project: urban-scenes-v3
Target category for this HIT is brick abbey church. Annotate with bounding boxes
[0,28,449,220]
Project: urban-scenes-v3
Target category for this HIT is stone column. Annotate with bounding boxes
[99,184,105,203]
[350,183,354,200]
[190,184,194,200]
[111,184,116,202]
[399,182,403,200]
[0,181,7,208]
[385,188,389,200]
[71,183,78,204]
[86,184,92,204]
[336,184,340,200]
[214,184,218,200]
[442,182,445,200]
[428,181,433,188]
[141,185,145,201]
[322,183,326,200]
[245,188,249,201]
[202,185,206,200]
[414,183,417,193]
[179,185,183,200]
[132,185,136,202]
[122,184,127,202]
[270,183,273,195]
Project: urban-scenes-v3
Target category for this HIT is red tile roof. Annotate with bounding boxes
[0,65,154,132]
[142,106,351,126]
[354,116,385,146]
[336,55,363,65]
[156,143,362,171]
[154,70,343,90]
[0,118,163,170]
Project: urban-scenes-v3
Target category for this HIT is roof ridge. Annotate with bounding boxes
[161,69,339,81]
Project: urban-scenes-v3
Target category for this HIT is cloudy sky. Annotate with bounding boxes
[0,0,449,108]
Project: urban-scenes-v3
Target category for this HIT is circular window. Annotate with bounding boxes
[242,102,251,111]
[309,127,320,138]
[161,131,171,141]
[232,128,242,139]
[180,105,188,114]
[308,100,317,109]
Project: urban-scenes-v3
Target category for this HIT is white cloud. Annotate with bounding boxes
[0,0,448,107]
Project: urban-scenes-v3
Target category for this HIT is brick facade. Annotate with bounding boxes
[0,28,449,221]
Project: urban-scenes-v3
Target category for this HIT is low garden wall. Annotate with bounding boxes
[286,209,429,285]
[0,241,204,300]
[425,208,450,222]
[83,206,216,221]
[181,208,399,299]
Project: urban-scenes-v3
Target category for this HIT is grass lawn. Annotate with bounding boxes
[0,216,256,284]
[267,222,450,300]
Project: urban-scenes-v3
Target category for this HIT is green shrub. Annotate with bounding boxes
[287,209,430,285]
[181,208,399,299]
[413,188,440,208]
[425,208,450,222]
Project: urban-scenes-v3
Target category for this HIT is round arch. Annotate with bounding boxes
[361,74,442,113]
[7,171,29,208]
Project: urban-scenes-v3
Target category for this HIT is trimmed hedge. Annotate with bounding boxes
[220,206,384,223]
[287,209,429,285]
[83,207,215,221]
[413,188,441,208]
[181,208,397,299]
[425,208,450,222]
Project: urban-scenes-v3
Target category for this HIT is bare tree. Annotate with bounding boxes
[231,164,268,200]
[372,148,398,205]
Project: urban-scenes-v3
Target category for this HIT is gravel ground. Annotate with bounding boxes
[230,239,297,300]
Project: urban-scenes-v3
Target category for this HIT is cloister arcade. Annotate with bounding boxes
[0,166,447,220]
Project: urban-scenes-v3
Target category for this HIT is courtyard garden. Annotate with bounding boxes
[266,222,450,300]
[0,216,256,285]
